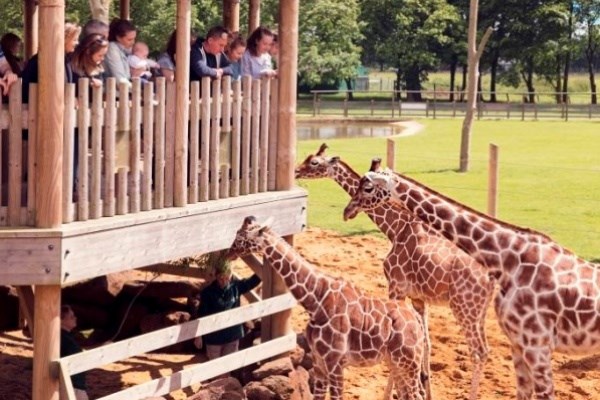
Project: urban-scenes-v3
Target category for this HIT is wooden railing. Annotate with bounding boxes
[0,75,279,227]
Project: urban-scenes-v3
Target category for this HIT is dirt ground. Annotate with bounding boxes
[1,227,599,399]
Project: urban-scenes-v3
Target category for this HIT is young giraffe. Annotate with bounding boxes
[346,169,600,400]
[296,144,494,400]
[227,216,426,400]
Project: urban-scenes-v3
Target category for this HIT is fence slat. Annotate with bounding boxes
[129,79,142,213]
[142,81,154,211]
[27,84,38,225]
[164,81,176,207]
[250,79,261,194]
[103,79,117,217]
[210,79,221,200]
[188,82,200,203]
[199,77,211,202]
[231,79,242,197]
[90,85,104,219]
[240,76,251,195]
[153,78,166,209]
[267,79,278,191]
[76,78,90,221]
[7,81,23,226]
[259,77,270,192]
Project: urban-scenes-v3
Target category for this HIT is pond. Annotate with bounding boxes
[296,122,405,140]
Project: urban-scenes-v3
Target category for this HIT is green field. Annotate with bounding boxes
[296,119,600,261]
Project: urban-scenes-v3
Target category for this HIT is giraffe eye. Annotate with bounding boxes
[363,183,374,194]
[309,159,319,166]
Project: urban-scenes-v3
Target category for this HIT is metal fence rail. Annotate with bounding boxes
[304,89,600,121]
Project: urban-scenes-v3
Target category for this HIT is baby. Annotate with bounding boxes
[128,41,160,81]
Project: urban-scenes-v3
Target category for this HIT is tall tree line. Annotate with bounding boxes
[0,0,598,102]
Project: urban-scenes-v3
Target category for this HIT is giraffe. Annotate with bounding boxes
[227,216,426,400]
[344,168,600,400]
[296,144,495,400]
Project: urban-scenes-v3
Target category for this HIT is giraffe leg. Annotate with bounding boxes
[510,346,535,400]
[449,284,491,400]
[327,363,345,400]
[390,369,424,400]
[412,299,432,400]
[311,361,328,400]
[521,346,555,400]
[382,375,394,400]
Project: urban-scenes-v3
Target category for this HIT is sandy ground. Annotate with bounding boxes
[1,227,599,400]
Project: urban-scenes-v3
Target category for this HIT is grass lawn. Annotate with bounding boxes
[296,119,600,261]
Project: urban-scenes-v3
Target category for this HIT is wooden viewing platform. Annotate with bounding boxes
[1,1,303,399]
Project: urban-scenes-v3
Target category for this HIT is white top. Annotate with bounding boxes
[128,54,160,70]
[241,50,274,79]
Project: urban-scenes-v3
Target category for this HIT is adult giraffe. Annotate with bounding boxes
[227,216,426,400]
[295,144,494,400]
[344,168,600,400]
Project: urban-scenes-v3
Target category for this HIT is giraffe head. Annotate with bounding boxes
[227,216,273,260]
[343,160,394,220]
[294,143,341,179]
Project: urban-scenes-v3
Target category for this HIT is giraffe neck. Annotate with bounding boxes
[262,234,331,315]
[390,173,555,270]
[333,161,408,242]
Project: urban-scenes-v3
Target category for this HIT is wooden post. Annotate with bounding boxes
[386,139,395,171]
[34,1,64,397]
[174,0,191,207]
[24,0,39,59]
[120,0,130,20]
[487,143,499,217]
[249,0,261,34]
[270,0,298,340]
[223,0,240,32]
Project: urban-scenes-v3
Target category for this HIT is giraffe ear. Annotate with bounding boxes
[329,156,340,164]
[260,216,274,230]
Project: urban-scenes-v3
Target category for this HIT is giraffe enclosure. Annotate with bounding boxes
[1,227,599,399]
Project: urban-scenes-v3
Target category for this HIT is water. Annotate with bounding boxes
[296,122,405,140]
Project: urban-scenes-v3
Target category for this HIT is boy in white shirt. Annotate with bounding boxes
[128,41,159,81]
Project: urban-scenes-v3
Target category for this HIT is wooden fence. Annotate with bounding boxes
[0,75,278,227]
[308,89,600,120]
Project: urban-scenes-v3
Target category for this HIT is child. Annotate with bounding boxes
[128,41,160,82]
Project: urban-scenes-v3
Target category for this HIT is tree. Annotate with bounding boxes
[459,0,492,172]
[88,0,111,23]
[361,0,460,101]
[297,0,364,92]
[575,0,600,104]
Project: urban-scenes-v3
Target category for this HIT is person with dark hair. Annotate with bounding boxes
[61,305,89,400]
[241,26,276,79]
[82,19,109,39]
[224,33,246,81]
[0,32,23,76]
[193,252,261,361]
[157,29,198,82]
[71,33,109,88]
[189,25,232,81]
[104,18,137,84]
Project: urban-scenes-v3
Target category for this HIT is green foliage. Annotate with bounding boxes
[297,119,600,260]
[298,0,364,87]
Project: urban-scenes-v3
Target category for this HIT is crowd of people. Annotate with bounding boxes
[0,19,279,98]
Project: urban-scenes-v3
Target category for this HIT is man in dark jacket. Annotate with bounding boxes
[61,305,89,400]
[195,261,261,360]
[190,25,232,81]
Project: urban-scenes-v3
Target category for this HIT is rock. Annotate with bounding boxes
[121,280,202,300]
[289,366,312,400]
[62,273,128,305]
[244,381,278,400]
[288,346,305,368]
[261,375,294,399]
[188,377,243,400]
[252,357,294,380]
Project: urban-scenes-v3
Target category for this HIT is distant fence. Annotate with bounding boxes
[306,90,600,120]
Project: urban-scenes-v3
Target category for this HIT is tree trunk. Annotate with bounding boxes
[460,0,492,172]
[88,0,112,23]
[460,64,467,102]
[555,54,562,104]
[562,1,574,104]
[395,68,403,100]
[345,78,354,101]
[405,65,422,102]
[489,50,498,103]
[449,55,457,102]
[520,60,536,103]
[588,58,597,105]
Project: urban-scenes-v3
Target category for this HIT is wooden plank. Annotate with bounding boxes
[267,79,279,191]
[116,168,128,215]
[259,77,270,192]
[15,286,35,336]
[153,78,166,209]
[27,84,38,225]
[209,79,221,200]
[140,263,208,279]
[95,334,296,400]
[62,84,75,223]
[199,77,211,202]
[250,79,261,194]
[60,193,307,283]
[188,82,200,203]
[141,82,155,211]
[230,80,242,197]
[103,79,117,217]
[240,76,252,195]
[164,81,176,207]
[76,78,90,221]
[62,294,296,375]
[0,237,62,285]
[8,80,23,226]
[57,360,77,400]
[90,85,103,219]
[129,79,142,214]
